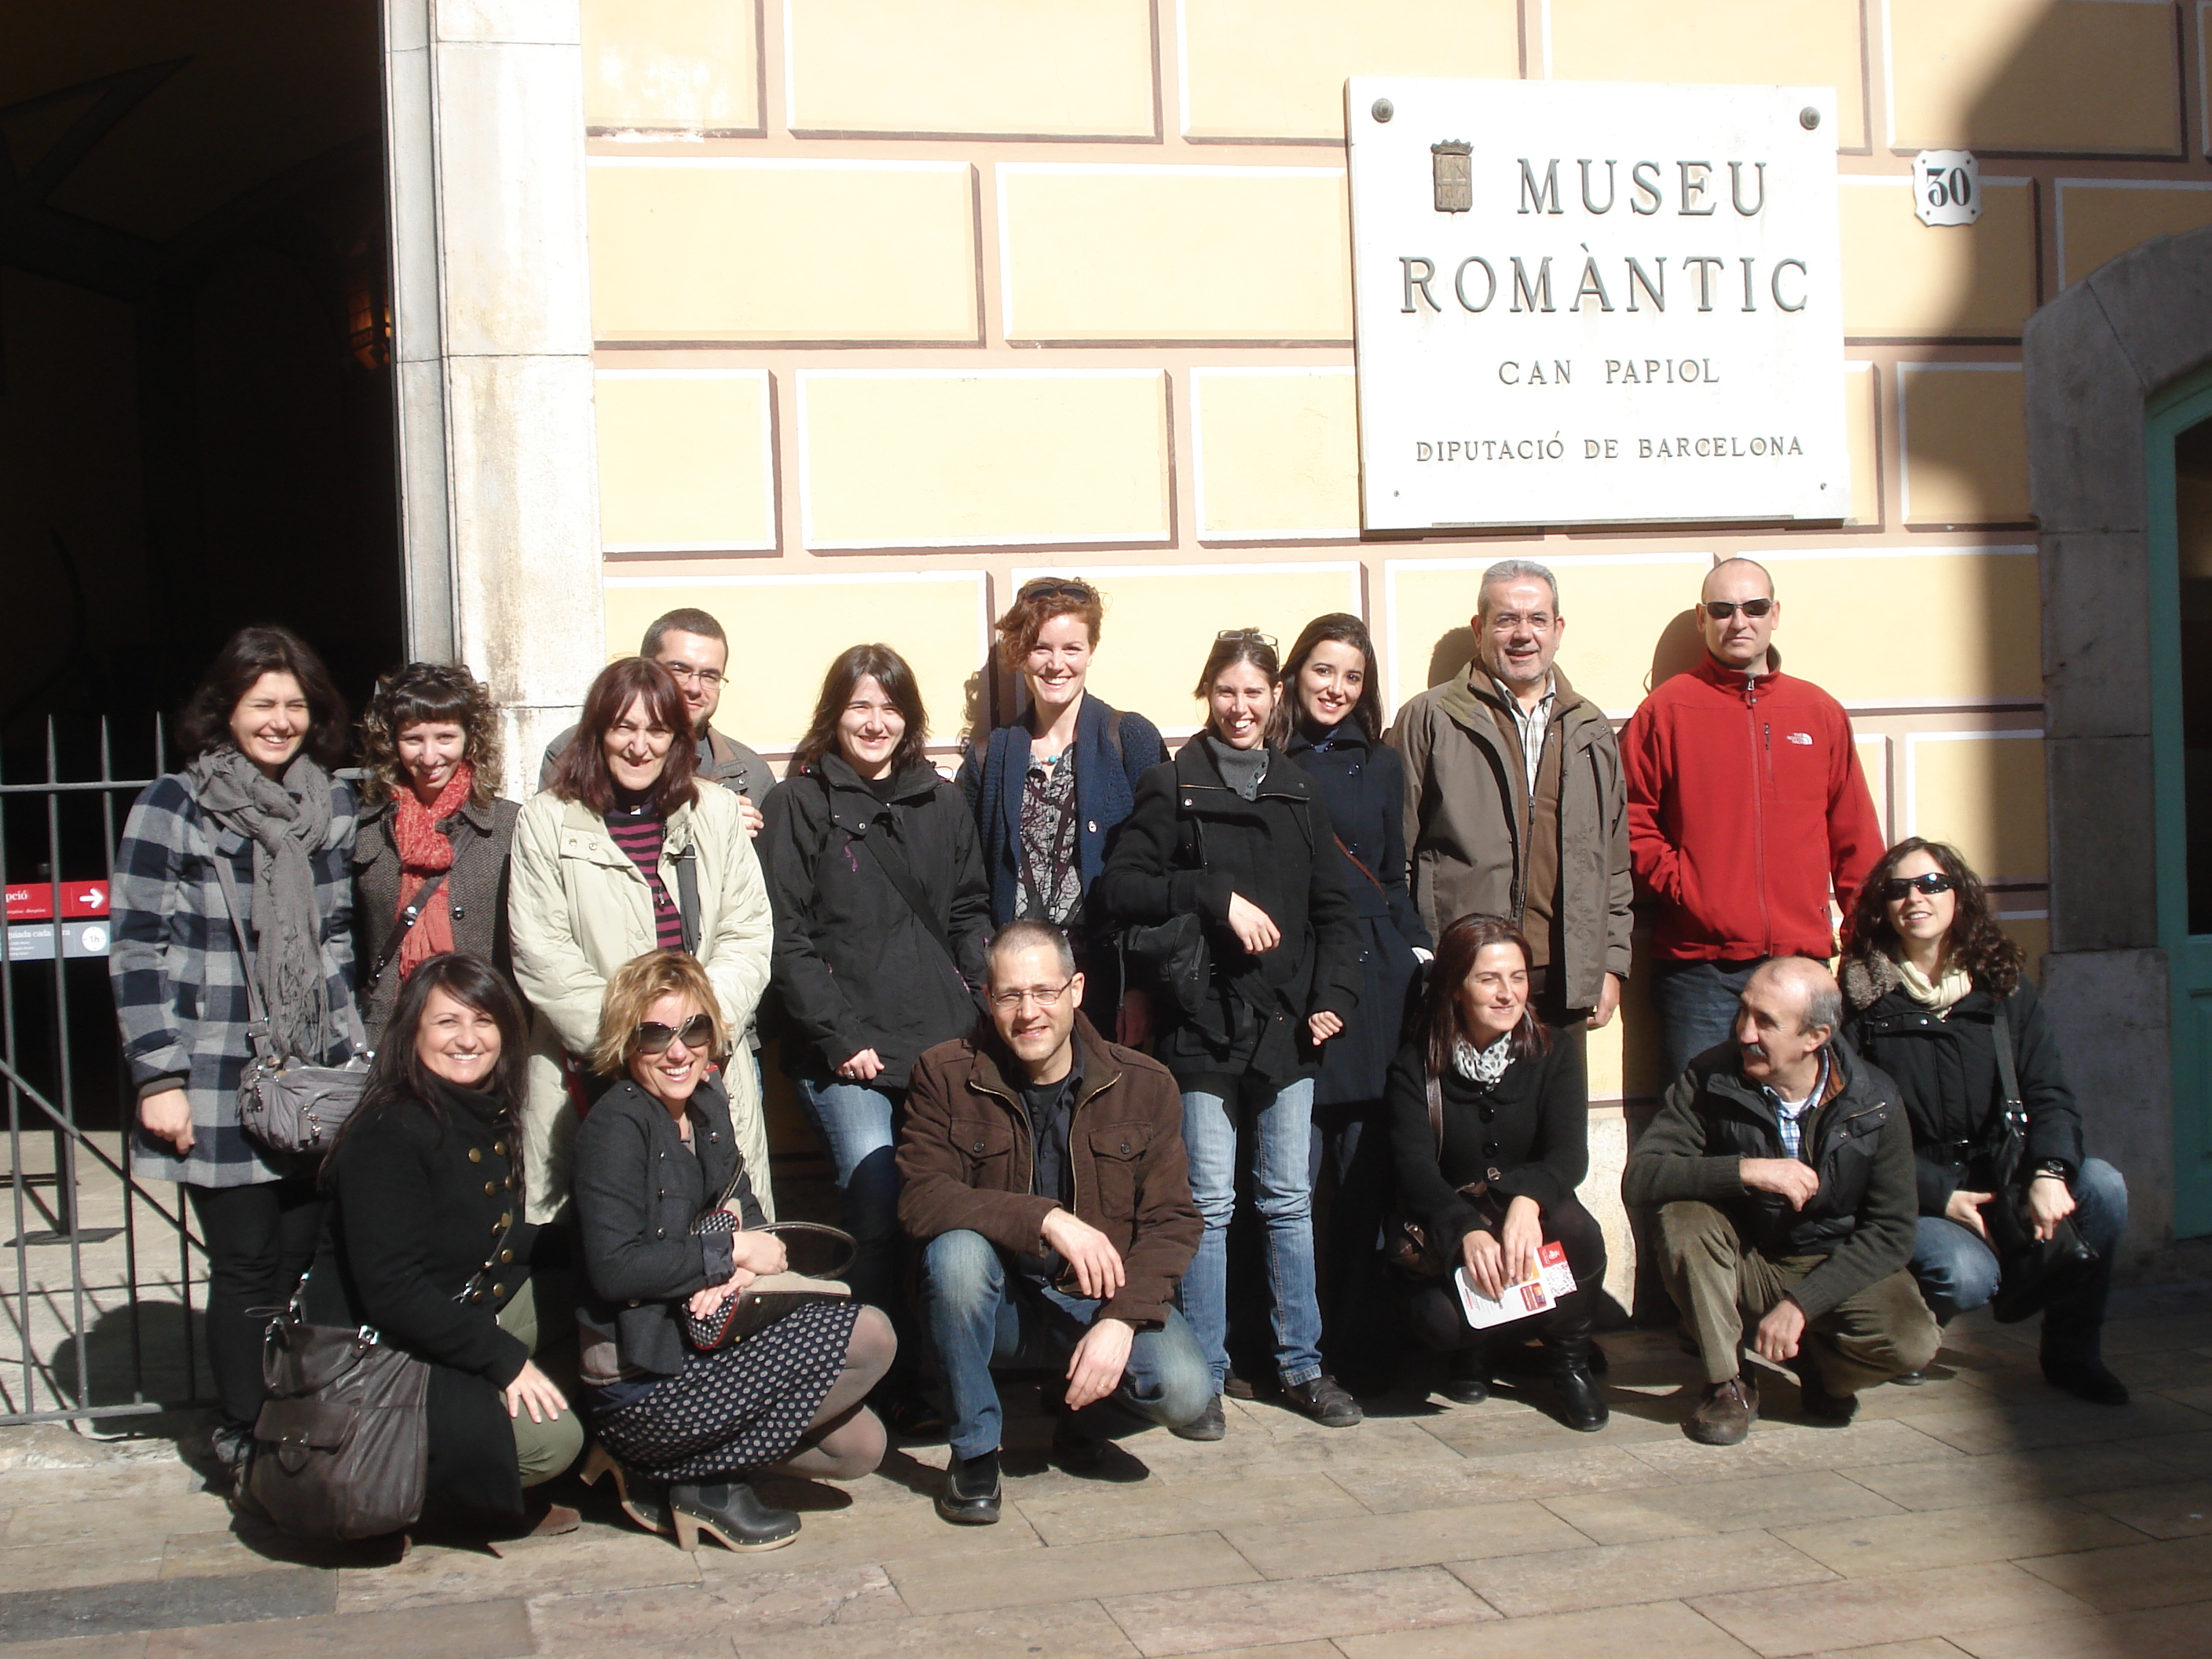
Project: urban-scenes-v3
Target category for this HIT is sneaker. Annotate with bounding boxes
[2043,1357,2130,1407]
[1684,1374,1760,1445]
[935,1451,1002,1525]
[1284,1374,1363,1428]
[1168,1394,1225,1441]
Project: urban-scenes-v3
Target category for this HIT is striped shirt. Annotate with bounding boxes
[605,808,683,949]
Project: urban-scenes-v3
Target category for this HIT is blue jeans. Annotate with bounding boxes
[1651,958,1764,1087]
[1910,1157,2128,1354]
[794,1077,909,1337]
[921,1229,1214,1460]
[1179,1075,1324,1391]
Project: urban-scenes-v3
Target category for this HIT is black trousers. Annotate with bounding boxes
[1407,1192,1607,1353]
[187,1177,325,1426]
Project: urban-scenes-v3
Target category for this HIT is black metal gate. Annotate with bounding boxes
[0,717,211,1424]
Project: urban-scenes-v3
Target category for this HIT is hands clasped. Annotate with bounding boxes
[687,1226,789,1320]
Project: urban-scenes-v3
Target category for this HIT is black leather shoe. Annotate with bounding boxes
[1442,1348,1491,1404]
[1168,1395,1225,1441]
[1794,1365,1858,1425]
[1285,1374,1363,1427]
[668,1481,800,1551]
[2043,1357,2130,1406]
[1052,1416,1105,1473]
[1553,1364,1610,1433]
[1891,1370,1928,1386]
[936,1451,1002,1525]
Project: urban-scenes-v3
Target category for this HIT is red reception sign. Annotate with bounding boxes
[5,882,109,921]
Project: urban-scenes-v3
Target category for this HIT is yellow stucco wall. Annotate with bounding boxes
[580,0,2208,1105]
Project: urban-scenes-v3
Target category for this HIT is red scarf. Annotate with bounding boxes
[391,761,473,980]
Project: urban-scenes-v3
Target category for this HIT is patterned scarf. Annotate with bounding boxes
[390,761,472,980]
[1452,1031,1514,1087]
[188,745,335,1063]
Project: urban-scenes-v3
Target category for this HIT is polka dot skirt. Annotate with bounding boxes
[595,1300,862,1481]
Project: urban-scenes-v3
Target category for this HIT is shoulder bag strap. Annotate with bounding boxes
[208,853,274,1043]
[1426,1068,1445,1159]
[1990,1002,2026,1133]
[1335,833,1386,895]
[1104,707,1125,767]
[363,866,452,994]
[859,830,959,970]
[673,843,701,954]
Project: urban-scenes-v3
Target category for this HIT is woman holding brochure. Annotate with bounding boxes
[1388,913,1608,1431]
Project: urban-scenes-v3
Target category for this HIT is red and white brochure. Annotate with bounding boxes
[1454,1240,1579,1330]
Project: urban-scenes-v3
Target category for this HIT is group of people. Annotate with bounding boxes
[105,557,2130,1549]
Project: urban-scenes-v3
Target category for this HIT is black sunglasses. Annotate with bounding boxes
[634,1013,715,1054]
[1881,872,1958,902]
[1703,599,1774,621]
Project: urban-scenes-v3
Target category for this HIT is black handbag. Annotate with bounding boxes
[1982,1003,2097,1324]
[1119,815,1213,1017]
[245,1218,518,1540]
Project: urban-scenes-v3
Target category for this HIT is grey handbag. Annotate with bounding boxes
[210,857,372,1156]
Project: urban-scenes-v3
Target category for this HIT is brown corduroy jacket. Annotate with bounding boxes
[897,1016,1199,1329]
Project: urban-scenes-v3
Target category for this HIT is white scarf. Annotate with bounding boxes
[1895,953,1972,1014]
[1451,1032,1514,1086]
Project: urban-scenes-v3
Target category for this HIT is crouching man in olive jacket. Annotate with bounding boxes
[899,921,1210,1525]
[1624,957,1939,1445]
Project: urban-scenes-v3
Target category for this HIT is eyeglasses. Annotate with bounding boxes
[1216,629,1278,648]
[1881,872,1958,902]
[661,663,723,687]
[986,979,1075,1012]
[1702,599,1774,621]
[633,1013,715,1053]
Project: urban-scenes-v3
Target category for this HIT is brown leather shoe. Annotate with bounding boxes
[1684,1374,1760,1445]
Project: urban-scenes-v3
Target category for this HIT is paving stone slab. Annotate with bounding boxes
[1900,1394,2212,1458]
[1948,1597,2212,1658]
[1221,1500,1580,1578]
[142,1597,532,1657]
[1336,1444,1675,1511]
[2070,1477,2212,1538]
[731,1596,1140,1659]
[1834,1442,2179,1510]
[884,1530,1257,1617]
[1774,1495,2147,1576]
[1101,1564,1498,1656]
[1447,1533,1836,1619]
[0,1636,150,1659]
[0,1570,332,1646]
[1338,1598,1763,1659]
[1689,1562,2095,1657]
[1013,1475,1365,1549]
[2012,1531,2212,1612]
[1627,1418,1960,1481]
[335,1525,696,1613]
[1540,1470,1905,1544]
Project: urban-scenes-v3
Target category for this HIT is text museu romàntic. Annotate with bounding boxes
[1347,79,1848,531]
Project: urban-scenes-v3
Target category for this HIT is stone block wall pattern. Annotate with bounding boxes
[1175,0,1519,141]
[586,158,980,342]
[1550,0,1872,152]
[2056,180,2212,287]
[595,370,777,552]
[1192,368,1361,541]
[1886,0,2185,156]
[1903,728,2052,882]
[1838,177,2040,338]
[582,0,760,132]
[796,370,1173,550]
[1899,363,2033,526]
[785,0,1158,137]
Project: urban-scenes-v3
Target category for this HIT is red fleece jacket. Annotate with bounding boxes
[1623,656,1884,961]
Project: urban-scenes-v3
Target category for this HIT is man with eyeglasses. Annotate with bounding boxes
[898,920,1209,1525]
[1623,558,1884,1084]
[540,609,774,835]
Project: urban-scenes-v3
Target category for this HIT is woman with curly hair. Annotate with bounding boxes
[1840,837,2129,1404]
[353,662,521,1042]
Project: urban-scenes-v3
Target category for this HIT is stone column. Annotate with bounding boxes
[383,0,602,800]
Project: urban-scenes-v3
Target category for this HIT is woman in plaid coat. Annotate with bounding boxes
[109,627,364,1478]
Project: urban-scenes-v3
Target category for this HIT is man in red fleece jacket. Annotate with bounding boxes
[1624,558,1885,1084]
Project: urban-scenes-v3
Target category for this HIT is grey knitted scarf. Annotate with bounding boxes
[1203,734,1269,801]
[189,745,335,1063]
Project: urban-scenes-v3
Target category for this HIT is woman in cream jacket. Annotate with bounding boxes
[510,658,775,1221]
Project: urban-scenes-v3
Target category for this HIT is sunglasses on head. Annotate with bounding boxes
[633,1013,714,1054]
[1702,599,1774,621]
[1881,872,1958,902]
[1217,628,1279,648]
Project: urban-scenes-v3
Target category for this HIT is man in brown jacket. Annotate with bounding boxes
[899,920,1208,1525]
[1390,558,1633,1032]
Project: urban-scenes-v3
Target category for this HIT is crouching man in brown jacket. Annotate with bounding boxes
[899,920,1210,1525]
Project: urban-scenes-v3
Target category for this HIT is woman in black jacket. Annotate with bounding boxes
[1389,913,1607,1430]
[1841,838,2129,1405]
[573,950,895,1551]
[303,953,582,1535]
[758,643,989,1428]
[1281,614,1430,1393]
[1097,629,1364,1439]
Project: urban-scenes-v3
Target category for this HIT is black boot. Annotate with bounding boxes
[1442,1338,1490,1404]
[667,1481,800,1551]
[1541,1291,1609,1433]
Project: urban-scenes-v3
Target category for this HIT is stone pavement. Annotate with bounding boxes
[0,1287,2206,1659]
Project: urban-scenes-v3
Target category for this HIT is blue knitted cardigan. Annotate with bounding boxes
[957,694,1166,928]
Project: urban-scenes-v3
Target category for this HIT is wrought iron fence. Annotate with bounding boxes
[0,716,209,1424]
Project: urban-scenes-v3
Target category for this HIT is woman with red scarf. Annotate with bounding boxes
[353,663,522,1042]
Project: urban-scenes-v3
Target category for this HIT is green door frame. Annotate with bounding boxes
[2148,365,2212,1239]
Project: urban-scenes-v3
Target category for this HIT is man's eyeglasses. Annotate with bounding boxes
[986,979,1075,1012]
[1881,872,1958,902]
[1216,628,1278,648]
[1701,599,1774,621]
[634,1013,715,1053]
[662,664,723,687]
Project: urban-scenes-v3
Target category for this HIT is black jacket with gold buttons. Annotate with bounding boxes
[305,1073,554,1518]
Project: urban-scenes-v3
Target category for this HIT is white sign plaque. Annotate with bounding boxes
[1347,79,1848,530]
[1912,149,1981,226]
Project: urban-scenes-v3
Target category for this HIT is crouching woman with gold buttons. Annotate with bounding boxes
[304,952,584,1536]
[573,950,895,1552]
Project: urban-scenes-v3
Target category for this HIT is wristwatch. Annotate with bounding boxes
[2032,1159,2071,1182]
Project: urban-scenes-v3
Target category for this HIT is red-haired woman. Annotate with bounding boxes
[759,643,990,1430]
[958,577,1166,1038]
[1390,914,1609,1430]
[510,658,774,1223]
